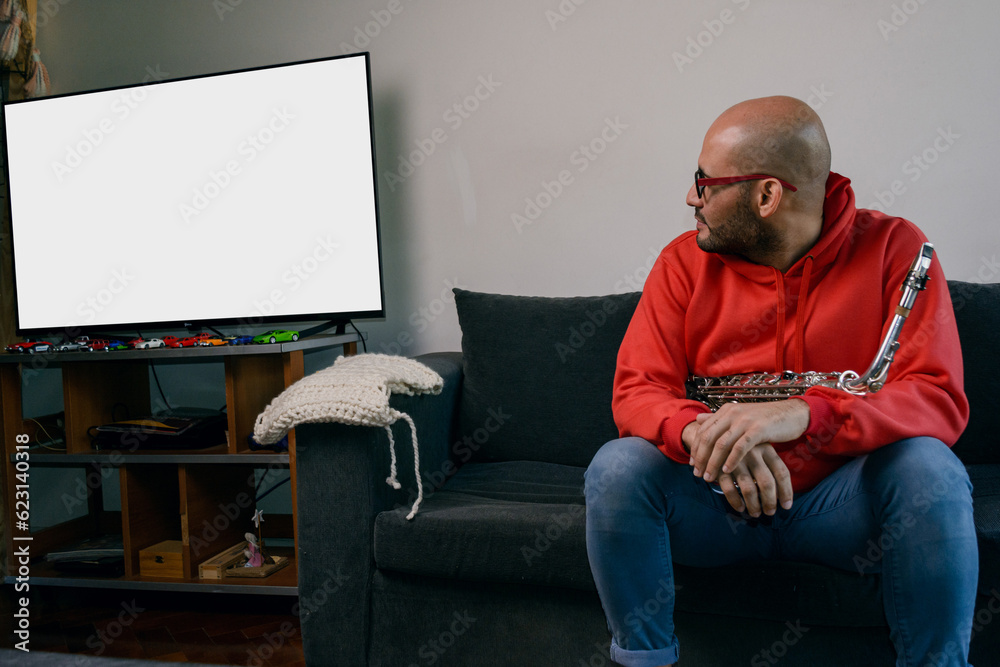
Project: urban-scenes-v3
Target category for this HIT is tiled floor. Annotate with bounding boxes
[2,586,304,665]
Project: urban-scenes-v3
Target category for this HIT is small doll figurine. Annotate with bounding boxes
[252,509,266,558]
[243,532,263,567]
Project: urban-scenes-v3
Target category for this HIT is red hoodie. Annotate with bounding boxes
[613,172,969,492]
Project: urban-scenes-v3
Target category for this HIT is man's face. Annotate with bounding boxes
[686,131,780,259]
[692,183,777,256]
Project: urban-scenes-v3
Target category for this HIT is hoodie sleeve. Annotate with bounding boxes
[612,249,711,463]
[800,253,969,455]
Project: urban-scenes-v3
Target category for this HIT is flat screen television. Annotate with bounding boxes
[1,52,385,338]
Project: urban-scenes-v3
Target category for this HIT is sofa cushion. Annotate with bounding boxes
[453,289,640,467]
[374,461,593,590]
[375,461,999,622]
[949,281,1000,465]
[375,463,891,627]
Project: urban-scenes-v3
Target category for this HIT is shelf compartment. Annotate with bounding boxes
[63,361,151,453]
[179,463,257,579]
[227,354,289,454]
[120,464,181,577]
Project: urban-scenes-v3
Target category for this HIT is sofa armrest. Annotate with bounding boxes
[949,280,1000,465]
[293,351,463,665]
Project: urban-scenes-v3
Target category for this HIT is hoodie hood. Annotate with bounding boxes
[715,172,856,283]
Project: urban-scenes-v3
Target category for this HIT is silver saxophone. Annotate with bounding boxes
[686,242,935,411]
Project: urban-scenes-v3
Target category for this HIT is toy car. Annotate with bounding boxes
[252,330,299,344]
[225,335,255,345]
[197,337,227,346]
[167,336,202,348]
[134,338,165,349]
[55,338,93,352]
[87,339,111,351]
[5,341,54,354]
[161,336,179,347]
[103,340,128,351]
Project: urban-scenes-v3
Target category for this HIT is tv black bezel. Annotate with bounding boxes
[1,51,386,340]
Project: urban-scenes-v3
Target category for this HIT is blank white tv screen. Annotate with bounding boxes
[3,52,384,336]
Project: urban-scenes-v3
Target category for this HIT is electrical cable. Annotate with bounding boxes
[349,321,368,353]
[255,475,291,503]
[24,417,65,450]
[149,364,173,412]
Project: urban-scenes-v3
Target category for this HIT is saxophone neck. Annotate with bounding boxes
[842,242,934,393]
[899,242,935,307]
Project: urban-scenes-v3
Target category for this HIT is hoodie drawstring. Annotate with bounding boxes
[774,269,786,372]
[773,255,815,373]
[793,256,814,373]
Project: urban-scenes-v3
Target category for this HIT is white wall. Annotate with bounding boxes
[33,0,1000,356]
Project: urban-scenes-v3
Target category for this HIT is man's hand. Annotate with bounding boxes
[682,399,809,504]
[715,443,793,516]
[688,399,809,480]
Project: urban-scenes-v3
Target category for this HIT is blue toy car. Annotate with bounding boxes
[226,335,255,345]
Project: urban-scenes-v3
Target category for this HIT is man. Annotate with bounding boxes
[585,96,978,667]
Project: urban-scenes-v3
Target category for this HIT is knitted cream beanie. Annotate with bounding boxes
[254,354,443,519]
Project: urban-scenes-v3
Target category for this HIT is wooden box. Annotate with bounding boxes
[198,542,247,579]
[138,540,185,578]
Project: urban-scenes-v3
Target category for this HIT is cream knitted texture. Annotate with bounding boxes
[253,353,443,519]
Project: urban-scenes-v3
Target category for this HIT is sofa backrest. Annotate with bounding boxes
[949,280,1000,464]
[454,289,640,468]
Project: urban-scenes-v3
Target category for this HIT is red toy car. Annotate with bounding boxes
[167,336,202,348]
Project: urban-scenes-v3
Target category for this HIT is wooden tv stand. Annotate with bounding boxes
[0,333,358,596]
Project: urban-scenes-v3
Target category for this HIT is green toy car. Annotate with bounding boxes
[252,330,299,344]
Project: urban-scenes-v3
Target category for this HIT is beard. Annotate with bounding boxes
[695,187,781,259]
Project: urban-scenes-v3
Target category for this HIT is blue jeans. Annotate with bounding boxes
[584,436,979,667]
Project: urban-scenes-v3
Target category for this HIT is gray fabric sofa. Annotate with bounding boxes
[294,282,1000,666]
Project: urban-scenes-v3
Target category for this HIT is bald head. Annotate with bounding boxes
[707,96,831,206]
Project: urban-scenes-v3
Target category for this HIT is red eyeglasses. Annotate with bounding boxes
[695,169,797,199]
